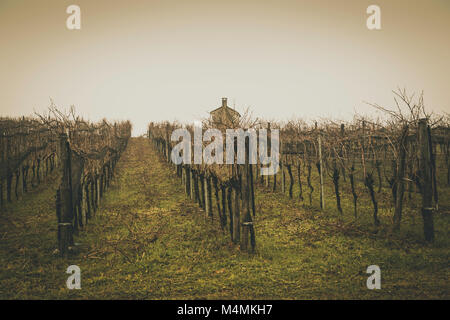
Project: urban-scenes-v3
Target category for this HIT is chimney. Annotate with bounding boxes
[222,97,227,108]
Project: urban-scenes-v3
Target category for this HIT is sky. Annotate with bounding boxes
[0,0,449,136]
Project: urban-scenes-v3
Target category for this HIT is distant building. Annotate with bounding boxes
[210,98,241,126]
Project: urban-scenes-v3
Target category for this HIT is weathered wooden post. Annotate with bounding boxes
[181,165,184,184]
[94,170,99,210]
[272,162,277,191]
[193,169,200,205]
[318,134,325,210]
[393,125,408,231]
[281,154,285,194]
[221,184,228,227]
[340,124,347,182]
[240,138,255,253]
[287,163,294,198]
[184,166,191,197]
[189,167,194,200]
[6,136,12,203]
[430,128,439,211]
[0,132,4,209]
[204,174,212,218]
[249,163,256,217]
[212,176,223,227]
[446,141,450,187]
[232,185,240,243]
[58,133,74,257]
[240,162,250,250]
[259,164,264,185]
[36,156,41,185]
[165,124,171,163]
[227,185,234,239]
[418,119,434,242]
[199,172,205,209]
[232,165,240,244]
[265,123,271,188]
[297,157,303,201]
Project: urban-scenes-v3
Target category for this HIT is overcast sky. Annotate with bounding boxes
[1,0,449,135]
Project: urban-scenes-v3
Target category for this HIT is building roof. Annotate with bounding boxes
[209,105,241,117]
[210,98,241,117]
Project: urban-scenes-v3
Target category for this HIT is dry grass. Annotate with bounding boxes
[0,137,448,299]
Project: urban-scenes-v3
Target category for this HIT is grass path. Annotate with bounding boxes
[0,137,448,299]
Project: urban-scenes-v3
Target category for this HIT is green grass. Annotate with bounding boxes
[0,137,448,299]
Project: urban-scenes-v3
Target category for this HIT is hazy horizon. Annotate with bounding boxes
[1,0,449,136]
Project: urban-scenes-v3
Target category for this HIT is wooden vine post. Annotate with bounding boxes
[189,167,194,200]
[184,165,191,198]
[318,133,325,210]
[240,137,256,253]
[281,136,285,194]
[232,165,240,244]
[418,119,434,242]
[57,132,74,257]
[6,134,12,203]
[0,132,4,209]
[204,173,212,218]
[265,122,271,188]
[393,125,409,231]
